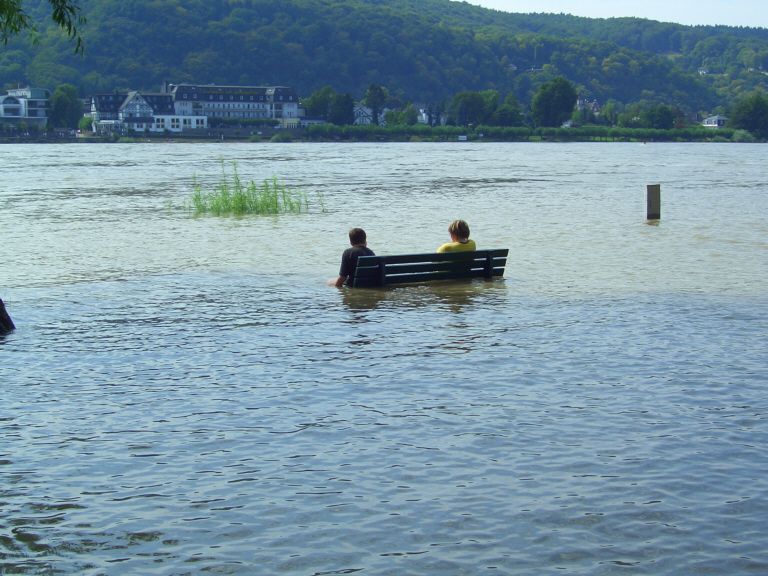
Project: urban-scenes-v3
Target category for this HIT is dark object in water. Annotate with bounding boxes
[0,298,15,334]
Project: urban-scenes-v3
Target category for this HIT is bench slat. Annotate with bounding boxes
[360,249,508,266]
[354,259,506,278]
[385,268,506,285]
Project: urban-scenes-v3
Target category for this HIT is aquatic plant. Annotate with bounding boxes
[191,162,308,216]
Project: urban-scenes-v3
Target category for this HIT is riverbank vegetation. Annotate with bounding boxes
[302,123,752,143]
[190,163,309,216]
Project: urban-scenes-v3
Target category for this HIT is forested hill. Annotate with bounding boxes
[3,0,768,112]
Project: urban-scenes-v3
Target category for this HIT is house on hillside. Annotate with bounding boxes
[702,115,727,128]
[0,87,49,128]
[90,91,207,134]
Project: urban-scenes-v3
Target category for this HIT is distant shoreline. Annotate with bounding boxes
[0,125,761,144]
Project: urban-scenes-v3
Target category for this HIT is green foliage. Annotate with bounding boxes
[306,122,465,142]
[1,0,766,116]
[448,91,487,126]
[302,85,337,118]
[269,130,293,143]
[328,92,355,125]
[77,115,91,132]
[191,163,308,216]
[491,93,523,126]
[303,85,354,124]
[1,0,85,52]
[729,90,768,139]
[303,121,736,143]
[48,82,82,128]
[363,84,388,126]
[531,77,577,127]
[384,103,418,126]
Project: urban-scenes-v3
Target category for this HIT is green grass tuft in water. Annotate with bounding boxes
[191,162,309,216]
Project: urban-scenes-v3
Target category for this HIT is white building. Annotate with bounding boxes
[166,84,300,125]
[702,115,727,128]
[0,87,49,128]
[90,91,207,134]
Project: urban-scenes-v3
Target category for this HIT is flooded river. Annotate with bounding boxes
[1,142,766,574]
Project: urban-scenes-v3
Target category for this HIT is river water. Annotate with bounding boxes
[1,142,766,575]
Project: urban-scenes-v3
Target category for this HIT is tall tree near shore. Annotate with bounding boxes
[729,89,768,139]
[363,84,388,126]
[448,91,487,126]
[1,0,85,52]
[48,83,82,128]
[328,93,355,125]
[531,77,578,127]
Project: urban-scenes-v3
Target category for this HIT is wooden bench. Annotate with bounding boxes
[352,249,509,288]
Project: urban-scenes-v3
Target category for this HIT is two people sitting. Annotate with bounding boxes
[333,219,474,288]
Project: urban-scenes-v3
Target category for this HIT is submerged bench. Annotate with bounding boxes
[352,249,509,288]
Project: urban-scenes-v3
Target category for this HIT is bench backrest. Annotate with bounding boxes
[352,248,509,288]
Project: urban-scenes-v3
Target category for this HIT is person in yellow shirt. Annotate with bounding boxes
[437,219,476,253]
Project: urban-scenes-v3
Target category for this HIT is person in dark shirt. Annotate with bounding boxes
[334,227,375,288]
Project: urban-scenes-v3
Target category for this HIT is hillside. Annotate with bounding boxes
[2,0,767,113]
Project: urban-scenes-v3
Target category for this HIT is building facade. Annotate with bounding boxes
[166,84,299,124]
[702,115,728,128]
[90,91,207,134]
[0,87,50,128]
[90,84,301,134]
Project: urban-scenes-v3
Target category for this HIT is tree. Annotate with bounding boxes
[48,83,82,128]
[639,104,676,129]
[729,90,768,140]
[363,84,388,126]
[448,91,486,126]
[531,77,578,127]
[302,85,336,119]
[78,115,91,132]
[303,87,354,125]
[1,0,85,52]
[384,103,418,126]
[492,93,523,126]
[328,93,354,125]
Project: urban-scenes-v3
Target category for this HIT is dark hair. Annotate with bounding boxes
[349,227,367,245]
[448,219,470,240]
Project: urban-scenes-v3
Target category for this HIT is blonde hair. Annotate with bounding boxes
[448,219,470,240]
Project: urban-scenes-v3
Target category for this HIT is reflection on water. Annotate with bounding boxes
[341,278,508,313]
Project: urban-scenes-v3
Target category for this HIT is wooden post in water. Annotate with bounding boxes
[0,298,15,334]
[647,184,661,220]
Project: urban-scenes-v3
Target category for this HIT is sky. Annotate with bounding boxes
[461,0,768,28]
